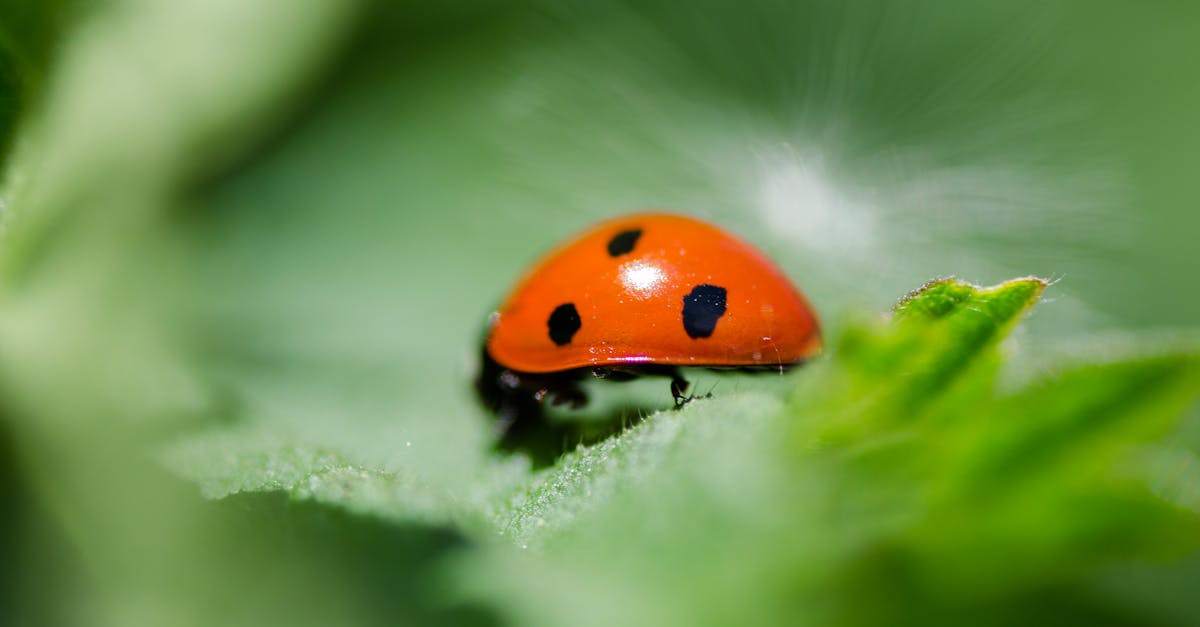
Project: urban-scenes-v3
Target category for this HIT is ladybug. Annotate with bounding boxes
[476,212,821,427]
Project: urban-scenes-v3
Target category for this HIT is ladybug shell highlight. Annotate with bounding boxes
[486,213,821,373]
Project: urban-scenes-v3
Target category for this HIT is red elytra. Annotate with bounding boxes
[476,212,821,424]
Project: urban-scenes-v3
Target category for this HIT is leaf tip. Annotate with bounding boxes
[894,276,1049,320]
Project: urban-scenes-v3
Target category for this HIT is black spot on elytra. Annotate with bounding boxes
[682,284,727,339]
[606,228,642,257]
[547,303,581,346]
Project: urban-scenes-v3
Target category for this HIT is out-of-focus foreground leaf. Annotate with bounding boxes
[0,0,73,170]
[0,1,423,625]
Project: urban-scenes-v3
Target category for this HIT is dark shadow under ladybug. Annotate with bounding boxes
[475,346,794,467]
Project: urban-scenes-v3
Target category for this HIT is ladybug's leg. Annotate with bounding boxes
[669,370,691,408]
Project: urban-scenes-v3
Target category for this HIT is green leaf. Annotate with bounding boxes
[0,0,72,172]
[158,275,1200,626]
[796,276,1046,446]
[445,279,1200,627]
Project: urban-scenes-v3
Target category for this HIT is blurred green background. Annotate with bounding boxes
[1,1,1198,625]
